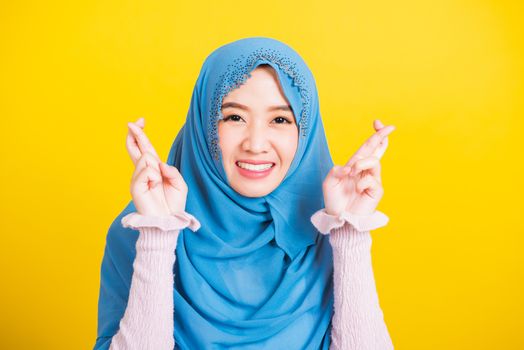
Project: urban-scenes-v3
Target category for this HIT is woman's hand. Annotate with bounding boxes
[126,117,188,216]
[322,120,395,216]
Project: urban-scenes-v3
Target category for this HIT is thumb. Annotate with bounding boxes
[159,162,186,187]
[324,165,350,188]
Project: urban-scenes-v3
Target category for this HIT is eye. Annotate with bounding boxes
[222,114,244,122]
[272,116,292,124]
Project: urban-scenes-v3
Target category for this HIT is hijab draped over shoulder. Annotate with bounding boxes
[95,37,335,349]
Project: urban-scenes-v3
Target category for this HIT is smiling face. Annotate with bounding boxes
[217,64,299,198]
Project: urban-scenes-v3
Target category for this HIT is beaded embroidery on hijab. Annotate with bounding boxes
[95,37,335,349]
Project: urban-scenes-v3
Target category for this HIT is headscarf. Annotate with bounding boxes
[95,37,335,350]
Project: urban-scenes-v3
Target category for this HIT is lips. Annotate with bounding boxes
[236,161,275,171]
[236,159,276,165]
[235,160,275,179]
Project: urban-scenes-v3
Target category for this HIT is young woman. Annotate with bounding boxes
[94,37,396,350]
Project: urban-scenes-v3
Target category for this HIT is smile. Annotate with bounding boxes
[236,161,275,179]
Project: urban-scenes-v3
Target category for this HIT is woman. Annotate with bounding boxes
[94,37,395,349]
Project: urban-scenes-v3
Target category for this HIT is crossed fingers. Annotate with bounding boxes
[343,120,395,178]
[131,151,160,184]
[126,117,160,165]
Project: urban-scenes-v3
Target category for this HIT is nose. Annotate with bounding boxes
[241,123,270,154]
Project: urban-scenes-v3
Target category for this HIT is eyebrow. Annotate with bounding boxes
[221,102,292,112]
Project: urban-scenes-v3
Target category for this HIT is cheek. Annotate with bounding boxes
[218,126,238,160]
[277,131,298,164]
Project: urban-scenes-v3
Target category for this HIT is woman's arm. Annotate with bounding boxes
[311,208,394,350]
[108,211,200,350]
[109,226,177,350]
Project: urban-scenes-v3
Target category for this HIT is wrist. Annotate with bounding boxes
[324,208,339,217]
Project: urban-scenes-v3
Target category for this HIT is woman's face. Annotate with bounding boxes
[218,65,299,197]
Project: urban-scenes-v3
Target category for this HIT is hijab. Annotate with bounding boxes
[95,37,335,350]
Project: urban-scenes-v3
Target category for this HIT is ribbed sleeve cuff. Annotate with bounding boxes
[329,221,373,252]
[135,227,180,251]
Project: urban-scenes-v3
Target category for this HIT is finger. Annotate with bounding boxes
[332,164,352,179]
[126,118,147,164]
[357,125,394,157]
[323,165,350,189]
[345,125,395,168]
[134,164,163,191]
[132,152,161,183]
[374,119,385,131]
[135,117,145,128]
[347,156,381,181]
[126,128,142,165]
[372,120,390,159]
[356,174,383,198]
[372,135,389,159]
[159,162,188,192]
[132,152,160,183]
[127,122,160,160]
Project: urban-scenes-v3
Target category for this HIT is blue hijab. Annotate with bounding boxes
[95,37,335,349]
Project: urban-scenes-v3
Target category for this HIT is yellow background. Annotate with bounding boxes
[1,0,523,348]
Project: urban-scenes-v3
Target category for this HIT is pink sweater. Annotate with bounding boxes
[107,209,394,350]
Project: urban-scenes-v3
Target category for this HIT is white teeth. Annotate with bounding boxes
[237,162,274,171]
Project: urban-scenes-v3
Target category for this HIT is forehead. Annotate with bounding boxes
[221,66,289,105]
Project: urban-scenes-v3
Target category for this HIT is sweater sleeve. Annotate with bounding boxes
[108,212,200,350]
[311,209,394,350]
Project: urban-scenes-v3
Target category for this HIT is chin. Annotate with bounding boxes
[234,186,273,198]
[225,168,287,198]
